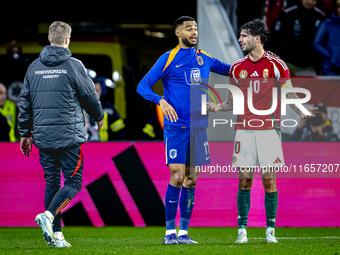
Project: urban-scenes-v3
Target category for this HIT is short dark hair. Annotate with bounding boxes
[175,16,196,28]
[240,19,269,45]
[314,103,327,114]
[49,21,72,46]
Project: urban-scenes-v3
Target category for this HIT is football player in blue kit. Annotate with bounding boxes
[137,16,230,244]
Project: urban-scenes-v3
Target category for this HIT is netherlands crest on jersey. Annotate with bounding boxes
[169,149,177,159]
[196,56,204,66]
[239,70,248,79]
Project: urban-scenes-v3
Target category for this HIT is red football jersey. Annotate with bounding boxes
[229,52,290,130]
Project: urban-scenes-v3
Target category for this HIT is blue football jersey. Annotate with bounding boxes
[137,45,230,127]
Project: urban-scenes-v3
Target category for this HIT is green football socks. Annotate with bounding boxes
[237,189,278,228]
[265,191,278,228]
[237,189,251,228]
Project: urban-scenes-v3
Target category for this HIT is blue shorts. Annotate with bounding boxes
[164,124,210,167]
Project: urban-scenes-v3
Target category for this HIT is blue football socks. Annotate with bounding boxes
[179,186,195,235]
[165,184,180,234]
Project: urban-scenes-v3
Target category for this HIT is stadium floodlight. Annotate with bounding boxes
[87,69,97,79]
[105,78,116,88]
[112,70,122,82]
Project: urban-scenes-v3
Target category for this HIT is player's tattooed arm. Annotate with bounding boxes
[286,92,317,119]
[207,90,233,112]
[286,92,302,115]
[220,91,233,111]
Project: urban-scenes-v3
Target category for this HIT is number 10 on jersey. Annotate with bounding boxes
[250,80,260,93]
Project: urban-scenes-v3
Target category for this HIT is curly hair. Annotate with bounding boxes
[240,19,269,45]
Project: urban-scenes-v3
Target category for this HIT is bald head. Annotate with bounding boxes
[0,83,7,107]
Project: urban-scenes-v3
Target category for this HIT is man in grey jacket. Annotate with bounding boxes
[18,21,104,248]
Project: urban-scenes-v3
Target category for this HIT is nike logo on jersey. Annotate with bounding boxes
[169,200,178,203]
[176,64,183,68]
[250,71,259,77]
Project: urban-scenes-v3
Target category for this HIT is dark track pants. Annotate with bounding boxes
[39,145,83,232]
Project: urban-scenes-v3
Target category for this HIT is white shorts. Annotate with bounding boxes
[232,129,285,168]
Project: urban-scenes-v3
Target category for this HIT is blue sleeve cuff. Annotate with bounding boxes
[153,95,163,105]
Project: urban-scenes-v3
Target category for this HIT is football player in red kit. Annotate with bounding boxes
[207,19,317,243]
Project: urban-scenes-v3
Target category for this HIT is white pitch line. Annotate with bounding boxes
[252,236,340,240]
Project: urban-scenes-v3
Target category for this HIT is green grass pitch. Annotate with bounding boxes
[0,227,339,254]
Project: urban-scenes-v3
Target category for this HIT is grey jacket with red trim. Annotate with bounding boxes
[18,45,104,150]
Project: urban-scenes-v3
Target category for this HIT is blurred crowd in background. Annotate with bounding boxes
[1,0,340,142]
[224,0,340,76]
